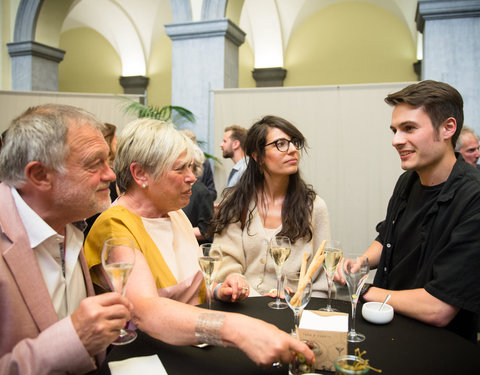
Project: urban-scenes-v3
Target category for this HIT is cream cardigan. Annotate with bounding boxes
[213,196,331,297]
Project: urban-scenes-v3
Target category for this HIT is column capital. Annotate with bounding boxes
[7,40,65,62]
[165,19,245,46]
[119,75,149,95]
[252,67,287,87]
[416,0,480,32]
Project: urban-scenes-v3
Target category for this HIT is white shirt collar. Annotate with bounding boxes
[10,187,86,319]
[11,187,60,248]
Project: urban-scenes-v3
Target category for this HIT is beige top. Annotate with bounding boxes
[142,216,202,283]
[85,206,206,305]
[214,195,331,297]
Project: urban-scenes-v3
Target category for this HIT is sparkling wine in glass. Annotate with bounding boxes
[268,235,292,309]
[320,240,343,312]
[101,237,137,345]
[341,256,370,343]
[199,243,223,309]
[284,271,312,334]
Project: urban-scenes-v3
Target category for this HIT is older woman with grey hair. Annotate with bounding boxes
[85,118,247,304]
[83,118,315,366]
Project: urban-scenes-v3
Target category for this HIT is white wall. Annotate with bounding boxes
[0,90,141,132]
[213,83,413,256]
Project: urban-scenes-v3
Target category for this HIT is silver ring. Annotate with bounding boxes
[272,362,282,368]
[242,286,249,291]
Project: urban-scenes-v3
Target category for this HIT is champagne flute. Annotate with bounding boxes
[340,256,370,343]
[284,271,312,335]
[268,235,292,309]
[320,240,343,312]
[199,243,223,309]
[101,237,137,345]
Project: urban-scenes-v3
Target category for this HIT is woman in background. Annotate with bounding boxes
[210,115,331,297]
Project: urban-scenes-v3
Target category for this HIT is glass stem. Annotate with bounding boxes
[206,280,212,309]
[294,310,301,329]
[350,301,357,334]
[275,273,282,303]
[326,274,332,310]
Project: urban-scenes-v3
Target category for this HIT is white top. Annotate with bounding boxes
[11,187,86,319]
[141,215,202,282]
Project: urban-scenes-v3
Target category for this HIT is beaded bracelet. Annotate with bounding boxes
[195,312,226,346]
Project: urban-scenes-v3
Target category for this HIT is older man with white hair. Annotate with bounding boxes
[455,126,480,168]
[0,104,132,374]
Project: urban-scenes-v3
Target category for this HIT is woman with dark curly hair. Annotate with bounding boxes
[211,115,331,297]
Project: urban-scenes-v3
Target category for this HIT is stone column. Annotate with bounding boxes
[165,19,245,150]
[7,40,65,91]
[416,0,480,128]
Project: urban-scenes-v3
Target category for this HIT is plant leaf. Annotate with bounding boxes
[119,98,195,127]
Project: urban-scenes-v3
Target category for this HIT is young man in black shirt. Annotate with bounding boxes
[356,80,480,341]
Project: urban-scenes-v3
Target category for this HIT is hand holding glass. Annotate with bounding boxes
[268,235,292,309]
[340,256,370,342]
[284,271,312,334]
[101,237,137,345]
[199,243,223,309]
[320,240,343,312]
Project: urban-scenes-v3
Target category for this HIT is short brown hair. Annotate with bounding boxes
[225,125,247,150]
[385,80,463,148]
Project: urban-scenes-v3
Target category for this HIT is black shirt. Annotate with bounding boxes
[374,155,480,341]
[388,180,443,290]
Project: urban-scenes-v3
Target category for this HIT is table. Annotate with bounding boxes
[98,297,480,374]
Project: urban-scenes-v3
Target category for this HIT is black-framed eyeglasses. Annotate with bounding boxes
[265,138,304,152]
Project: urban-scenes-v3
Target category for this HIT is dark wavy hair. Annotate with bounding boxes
[209,115,316,243]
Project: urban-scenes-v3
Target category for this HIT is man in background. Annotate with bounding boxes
[455,126,480,168]
[0,104,131,374]
[221,125,248,187]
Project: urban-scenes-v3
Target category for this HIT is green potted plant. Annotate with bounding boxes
[121,98,219,162]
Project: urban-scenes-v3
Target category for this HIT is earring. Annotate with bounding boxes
[142,183,147,189]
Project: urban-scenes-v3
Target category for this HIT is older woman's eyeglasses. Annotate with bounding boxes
[265,138,304,152]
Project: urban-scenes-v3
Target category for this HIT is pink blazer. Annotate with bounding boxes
[0,183,102,374]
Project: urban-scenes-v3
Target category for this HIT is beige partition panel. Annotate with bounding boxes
[0,90,141,132]
[213,83,413,256]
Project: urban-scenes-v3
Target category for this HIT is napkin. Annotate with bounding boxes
[108,355,168,375]
[299,310,348,332]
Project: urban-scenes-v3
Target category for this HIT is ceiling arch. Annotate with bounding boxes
[239,0,419,69]
[53,0,420,76]
[13,0,43,41]
[240,0,285,68]
[61,0,170,76]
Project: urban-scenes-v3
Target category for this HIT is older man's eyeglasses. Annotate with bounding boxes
[265,138,304,152]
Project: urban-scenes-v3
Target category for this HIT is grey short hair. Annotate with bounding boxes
[115,118,195,193]
[455,126,479,151]
[0,104,104,187]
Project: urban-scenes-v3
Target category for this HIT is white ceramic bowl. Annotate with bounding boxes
[362,301,394,324]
